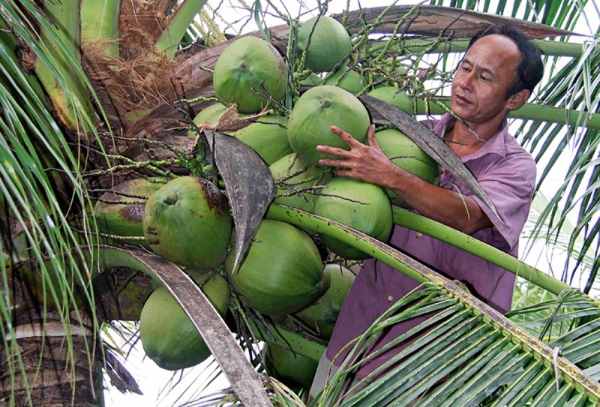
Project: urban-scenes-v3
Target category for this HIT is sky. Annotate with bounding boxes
[104,0,600,405]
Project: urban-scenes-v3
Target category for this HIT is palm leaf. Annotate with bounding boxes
[266,205,600,406]
[331,287,598,406]
[494,5,600,294]
[0,0,108,403]
[425,0,600,302]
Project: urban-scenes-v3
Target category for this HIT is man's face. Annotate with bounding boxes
[451,34,522,126]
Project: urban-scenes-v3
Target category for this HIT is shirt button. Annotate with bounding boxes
[415,232,422,238]
[388,296,394,301]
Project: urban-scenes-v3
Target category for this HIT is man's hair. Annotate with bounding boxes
[466,25,544,98]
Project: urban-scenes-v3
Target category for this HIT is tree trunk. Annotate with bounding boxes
[0,271,102,407]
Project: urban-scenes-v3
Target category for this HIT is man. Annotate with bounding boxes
[309,25,544,401]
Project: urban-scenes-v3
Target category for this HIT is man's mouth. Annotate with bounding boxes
[454,94,472,105]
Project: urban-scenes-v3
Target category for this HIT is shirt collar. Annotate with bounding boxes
[431,113,509,162]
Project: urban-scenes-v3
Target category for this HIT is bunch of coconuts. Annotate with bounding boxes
[92,15,438,391]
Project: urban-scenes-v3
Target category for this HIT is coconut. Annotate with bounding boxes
[287,85,371,166]
[367,87,414,114]
[297,16,352,72]
[188,108,292,165]
[235,114,294,165]
[225,219,324,316]
[299,72,321,86]
[314,177,393,259]
[376,128,440,207]
[140,272,230,371]
[270,153,331,213]
[213,36,287,113]
[264,344,318,390]
[94,178,167,247]
[142,176,232,271]
[295,263,356,339]
[323,68,363,93]
[187,103,229,138]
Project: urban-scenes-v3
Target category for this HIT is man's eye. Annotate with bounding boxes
[481,76,490,82]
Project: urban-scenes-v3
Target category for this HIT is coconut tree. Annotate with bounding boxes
[1,0,600,406]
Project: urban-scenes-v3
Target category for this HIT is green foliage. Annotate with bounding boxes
[0,0,104,403]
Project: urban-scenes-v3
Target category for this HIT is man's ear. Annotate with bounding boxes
[506,89,530,110]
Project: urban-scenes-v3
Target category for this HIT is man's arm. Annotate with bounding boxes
[317,125,493,235]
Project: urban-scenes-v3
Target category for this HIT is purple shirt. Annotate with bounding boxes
[326,114,537,377]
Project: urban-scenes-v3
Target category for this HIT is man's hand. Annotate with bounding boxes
[317,124,492,235]
[316,125,397,188]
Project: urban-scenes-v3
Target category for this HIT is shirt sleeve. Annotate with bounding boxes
[461,151,536,251]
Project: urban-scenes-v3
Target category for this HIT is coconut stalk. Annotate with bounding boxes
[397,97,600,131]
[365,38,587,60]
[246,319,326,364]
[80,0,120,58]
[29,0,96,131]
[391,207,574,297]
[155,0,210,58]
[267,200,593,301]
[265,204,574,297]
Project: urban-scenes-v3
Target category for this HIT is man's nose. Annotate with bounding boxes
[456,71,474,91]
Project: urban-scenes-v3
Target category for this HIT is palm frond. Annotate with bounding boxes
[0,1,106,403]
[313,285,600,406]
[520,37,600,293]
[267,204,600,406]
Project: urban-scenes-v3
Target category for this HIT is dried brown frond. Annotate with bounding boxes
[119,0,166,56]
[200,104,270,133]
[83,39,181,124]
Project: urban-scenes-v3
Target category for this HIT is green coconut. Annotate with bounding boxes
[270,153,331,213]
[264,344,318,390]
[235,115,294,165]
[367,87,414,114]
[376,128,440,207]
[314,177,393,260]
[140,272,230,371]
[94,177,167,247]
[225,219,324,316]
[323,68,363,93]
[287,85,371,166]
[297,16,352,72]
[187,103,229,138]
[295,263,356,339]
[188,107,292,165]
[213,36,287,113]
[143,176,232,270]
[299,72,321,86]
